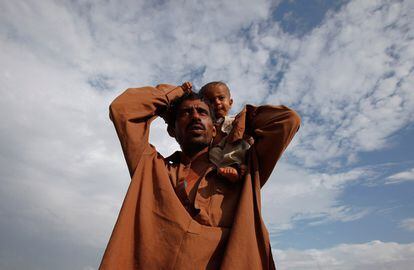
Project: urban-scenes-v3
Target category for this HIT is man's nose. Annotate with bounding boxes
[189,107,201,119]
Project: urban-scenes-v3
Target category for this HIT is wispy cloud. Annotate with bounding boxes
[399,218,414,232]
[386,168,414,184]
[262,162,371,232]
[264,0,414,167]
[274,241,414,270]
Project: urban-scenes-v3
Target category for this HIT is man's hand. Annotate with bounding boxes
[181,82,193,93]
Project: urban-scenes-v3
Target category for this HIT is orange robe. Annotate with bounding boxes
[99,84,300,269]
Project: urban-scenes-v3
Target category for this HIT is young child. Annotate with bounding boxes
[199,81,251,183]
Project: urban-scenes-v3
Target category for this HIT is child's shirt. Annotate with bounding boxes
[209,115,251,168]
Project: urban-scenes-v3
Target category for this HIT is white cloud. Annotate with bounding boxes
[262,161,370,233]
[0,27,128,269]
[386,168,414,184]
[399,218,414,232]
[263,0,414,167]
[274,241,414,270]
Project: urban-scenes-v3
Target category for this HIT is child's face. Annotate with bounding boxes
[203,85,233,119]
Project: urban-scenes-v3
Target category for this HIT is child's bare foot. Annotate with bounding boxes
[181,82,192,93]
[218,167,239,183]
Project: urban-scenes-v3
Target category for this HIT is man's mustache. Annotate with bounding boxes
[186,120,206,131]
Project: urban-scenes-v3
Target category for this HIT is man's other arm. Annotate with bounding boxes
[109,84,185,177]
[246,104,300,187]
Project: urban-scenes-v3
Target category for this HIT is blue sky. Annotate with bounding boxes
[0,0,413,269]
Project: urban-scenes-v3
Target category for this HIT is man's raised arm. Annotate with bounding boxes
[109,84,188,177]
[245,104,300,187]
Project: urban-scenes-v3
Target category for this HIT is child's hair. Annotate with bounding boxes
[199,81,231,97]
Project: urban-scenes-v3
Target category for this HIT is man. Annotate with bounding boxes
[100,82,300,270]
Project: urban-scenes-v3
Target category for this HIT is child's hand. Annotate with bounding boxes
[181,82,192,93]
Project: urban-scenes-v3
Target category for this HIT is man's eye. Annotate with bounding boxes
[179,111,190,116]
[198,109,208,115]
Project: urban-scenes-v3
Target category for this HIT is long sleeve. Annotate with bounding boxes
[109,84,185,177]
[245,104,300,187]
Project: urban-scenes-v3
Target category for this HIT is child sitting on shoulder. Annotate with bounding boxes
[199,81,252,183]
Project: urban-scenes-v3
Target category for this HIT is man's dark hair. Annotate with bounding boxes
[164,91,215,137]
[199,81,230,97]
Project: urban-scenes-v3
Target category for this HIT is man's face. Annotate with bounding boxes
[173,99,216,154]
[203,85,233,119]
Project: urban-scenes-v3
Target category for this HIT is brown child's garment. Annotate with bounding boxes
[209,115,251,171]
[99,84,300,270]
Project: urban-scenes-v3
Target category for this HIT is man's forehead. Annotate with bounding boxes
[179,99,210,110]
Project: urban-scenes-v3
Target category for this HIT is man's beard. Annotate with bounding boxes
[181,138,210,156]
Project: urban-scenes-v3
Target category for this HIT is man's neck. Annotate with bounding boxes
[181,146,209,164]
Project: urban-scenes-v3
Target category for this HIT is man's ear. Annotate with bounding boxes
[167,125,175,138]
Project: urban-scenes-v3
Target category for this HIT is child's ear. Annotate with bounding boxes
[229,98,233,106]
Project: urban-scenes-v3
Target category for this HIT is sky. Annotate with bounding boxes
[0,0,413,269]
